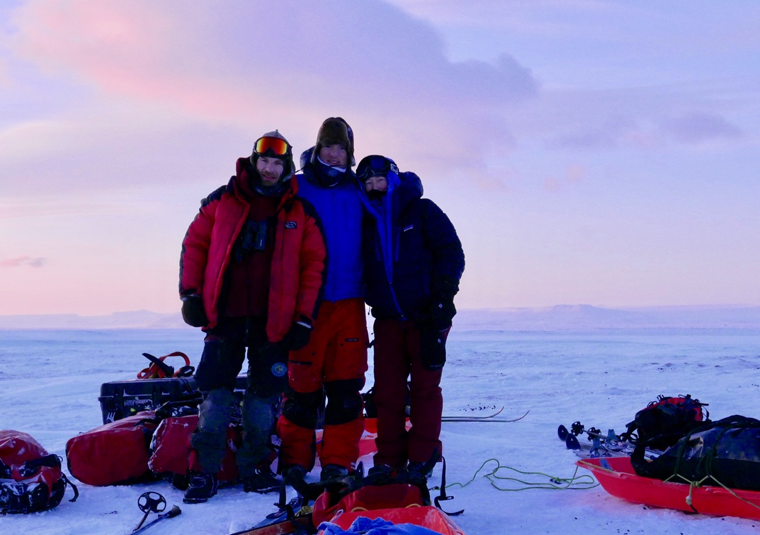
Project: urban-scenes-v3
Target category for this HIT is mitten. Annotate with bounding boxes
[280,318,313,351]
[419,326,450,371]
[429,295,456,331]
[180,294,208,328]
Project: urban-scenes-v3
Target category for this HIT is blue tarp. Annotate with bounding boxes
[318,515,442,535]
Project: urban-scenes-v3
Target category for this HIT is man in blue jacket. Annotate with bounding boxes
[278,118,369,483]
[357,155,464,476]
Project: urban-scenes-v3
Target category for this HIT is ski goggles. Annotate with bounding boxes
[356,155,399,181]
[254,136,291,157]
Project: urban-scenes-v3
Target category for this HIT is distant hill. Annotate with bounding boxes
[454,304,760,331]
[0,310,187,330]
[2,305,760,331]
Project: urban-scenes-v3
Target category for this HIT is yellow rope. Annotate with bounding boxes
[665,472,760,514]
[445,458,598,492]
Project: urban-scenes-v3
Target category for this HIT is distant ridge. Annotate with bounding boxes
[1,305,760,331]
[0,310,186,330]
[454,304,760,331]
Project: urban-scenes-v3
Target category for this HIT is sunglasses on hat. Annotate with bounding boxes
[254,136,291,157]
[357,155,399,181]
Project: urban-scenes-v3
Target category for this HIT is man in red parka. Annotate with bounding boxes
[178,131,326,503]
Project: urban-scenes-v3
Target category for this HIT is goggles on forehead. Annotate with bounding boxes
[356,155,399,181]
[254,136,291,158]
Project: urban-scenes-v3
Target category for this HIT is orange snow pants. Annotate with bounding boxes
[277,298,368,471]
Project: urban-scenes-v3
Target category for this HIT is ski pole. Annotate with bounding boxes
[132,505,182,534]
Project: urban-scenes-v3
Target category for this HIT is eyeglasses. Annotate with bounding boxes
[357,155,399,181]
[254,136,291,157]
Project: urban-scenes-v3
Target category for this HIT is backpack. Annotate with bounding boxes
[0,430,78,514]
[631,415,760,492]
[620,394,709,450]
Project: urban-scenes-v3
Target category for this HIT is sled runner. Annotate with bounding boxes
[578,456,760,521]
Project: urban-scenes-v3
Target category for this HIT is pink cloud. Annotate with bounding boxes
[1,256,46,268]
[9,0,537,182]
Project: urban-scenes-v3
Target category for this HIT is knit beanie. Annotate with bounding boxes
[312,117,355,167]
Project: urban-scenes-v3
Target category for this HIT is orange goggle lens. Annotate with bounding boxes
[254,136,290,157]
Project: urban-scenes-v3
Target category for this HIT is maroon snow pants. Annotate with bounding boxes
[372,318,443,468]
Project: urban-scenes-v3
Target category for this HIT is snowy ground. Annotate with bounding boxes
[2,325,760,534]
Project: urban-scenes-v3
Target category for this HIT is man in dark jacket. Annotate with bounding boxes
[178,131,326,502]
[356,155,465,476]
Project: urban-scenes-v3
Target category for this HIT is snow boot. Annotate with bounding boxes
[183,471,218,504]
[407,462,433,479]
[367,464,395,478]
[243,467,280,494]
[320,464,349,482]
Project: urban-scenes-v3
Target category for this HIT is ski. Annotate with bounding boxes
[442,409,529,422]
[443,406,504,419]
[230,483,313,535]
[229,514,312,535]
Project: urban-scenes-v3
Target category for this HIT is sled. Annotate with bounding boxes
[578,456,760,521]
[317,506,465,535]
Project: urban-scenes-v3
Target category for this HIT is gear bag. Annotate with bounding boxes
[620,394,709,450]
[66,412,159,486]
[1,430,78,514]
[632,415,760,492]
[148,414,241,489]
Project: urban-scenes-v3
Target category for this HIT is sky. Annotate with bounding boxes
[1,0,759,316]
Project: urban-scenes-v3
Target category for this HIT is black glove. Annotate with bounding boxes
[419,326,450,371]
[428,294,456,331]
[180,294,208,328]
[279,318,313,351]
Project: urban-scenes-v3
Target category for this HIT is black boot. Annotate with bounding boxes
[183,471,218,503]
[407,461,433,479]
[243,467,280,494]
[320,464,349,482]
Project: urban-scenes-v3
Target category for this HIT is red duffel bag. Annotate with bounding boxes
[66,412,159,486]
[148,414,240,486]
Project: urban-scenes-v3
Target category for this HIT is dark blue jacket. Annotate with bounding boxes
[360,170,464,320]
[296,148,364,301]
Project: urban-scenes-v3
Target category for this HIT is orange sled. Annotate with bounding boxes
[317,506,465,535]
[578,456,760,521]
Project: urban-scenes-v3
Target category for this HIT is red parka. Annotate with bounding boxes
[179,160,327,341]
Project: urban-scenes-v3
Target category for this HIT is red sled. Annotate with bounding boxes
[317,506,465,535]
[149,415,240,484]
[578,456,760,521]
[66,412,158,486]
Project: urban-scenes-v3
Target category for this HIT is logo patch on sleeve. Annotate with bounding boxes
[285,221,297,229]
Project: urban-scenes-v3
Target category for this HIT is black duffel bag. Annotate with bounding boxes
[631,415,760,491]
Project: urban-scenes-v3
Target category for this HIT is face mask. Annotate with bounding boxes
[367,190,385,201]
